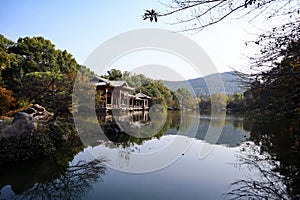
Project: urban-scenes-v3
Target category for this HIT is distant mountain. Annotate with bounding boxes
[163,72,247,96]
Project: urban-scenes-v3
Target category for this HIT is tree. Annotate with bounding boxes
[211,93,229,111]
[174,88,198,110]
[247,39,300,117]
[102,69,122,80]
[227,93,246,113]
[138,80,173,109]
[143,9,158,22]
[0,34,14,84]
[0,35,81,119]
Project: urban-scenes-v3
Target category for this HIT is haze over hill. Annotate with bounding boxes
[163,72,246,96]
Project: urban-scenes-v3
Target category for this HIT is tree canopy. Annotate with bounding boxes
[0,34,81,119]
[246,39,300,117]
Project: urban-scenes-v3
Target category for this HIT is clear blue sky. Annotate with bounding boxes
[0,0,274,79]
[1,0,165,62]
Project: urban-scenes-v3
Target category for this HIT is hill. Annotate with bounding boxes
[163,72,246,96]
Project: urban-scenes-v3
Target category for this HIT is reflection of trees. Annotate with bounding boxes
[226,119,300,199]
[96,111,185,148]
[250,119,300,198]
[174,111,192,131]
[16,159,107,200]
[79,111,192,148]
[195,116,250,147]
[225,145,290,199]
[0,144,84,195]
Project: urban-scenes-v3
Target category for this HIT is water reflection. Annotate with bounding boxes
[0,158,107,200]
[100,111,166,143]
[0,112,265,199]
[195,116,251,147]
[225,142,290,199]
[87,111,185,148]
[91,111,251,148]
[226,119,300,199]
[82,111,252,172]
[0,158,66,195]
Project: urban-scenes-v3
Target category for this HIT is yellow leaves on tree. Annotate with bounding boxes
[0,86,16,115]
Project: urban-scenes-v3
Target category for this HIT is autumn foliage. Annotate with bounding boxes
[0,86,16,115]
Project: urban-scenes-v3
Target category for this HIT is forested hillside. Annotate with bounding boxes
[164,72,246,96]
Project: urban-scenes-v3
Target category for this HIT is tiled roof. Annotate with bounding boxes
[135,92,151,99]
[90,76,110,85]
[90,77,134,90]
[109,81,128,87]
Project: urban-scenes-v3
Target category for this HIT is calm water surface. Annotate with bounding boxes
[1,111,299,199]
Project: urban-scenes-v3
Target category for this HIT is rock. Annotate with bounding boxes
[23,104,53,120]
[1,112,37,138]
[12,112,34,124]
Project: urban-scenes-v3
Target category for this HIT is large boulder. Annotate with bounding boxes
[23,104,53,120]
[0,113,55,164]
[0,112,36,138]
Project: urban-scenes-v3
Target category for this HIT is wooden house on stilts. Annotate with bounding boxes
[91,77,151,111]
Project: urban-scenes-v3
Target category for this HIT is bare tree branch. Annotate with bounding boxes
[144,0,300,32]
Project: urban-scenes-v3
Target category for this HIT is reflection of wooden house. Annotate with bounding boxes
[91,77,151,111]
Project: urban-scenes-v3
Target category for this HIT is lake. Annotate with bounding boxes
[0,111,299,199]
